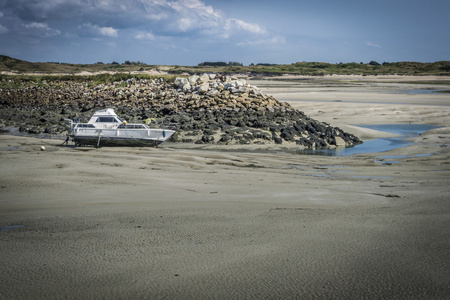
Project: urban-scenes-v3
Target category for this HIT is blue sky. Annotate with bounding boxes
[0,0,448,65]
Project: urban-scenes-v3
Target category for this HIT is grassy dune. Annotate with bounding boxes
[1,55,449,77]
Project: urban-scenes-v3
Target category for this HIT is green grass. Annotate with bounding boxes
[0,73,181,87]
[1,55,450,76]
[166,61,450,76]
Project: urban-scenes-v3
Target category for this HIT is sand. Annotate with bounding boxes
[1,76,449,299]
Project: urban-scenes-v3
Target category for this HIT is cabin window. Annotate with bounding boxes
[77,124,95,128]
[96,117,118,123]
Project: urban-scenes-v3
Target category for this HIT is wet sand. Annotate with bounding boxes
[1,76,449,299]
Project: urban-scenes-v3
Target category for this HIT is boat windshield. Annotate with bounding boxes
[96,117,119,123]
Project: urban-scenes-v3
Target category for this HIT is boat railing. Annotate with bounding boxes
[117,124,148,129]
[76,124,95,128]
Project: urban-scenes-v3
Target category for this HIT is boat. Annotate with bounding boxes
[67,108,175,147]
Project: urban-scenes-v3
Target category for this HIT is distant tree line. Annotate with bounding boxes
[123,60,145,65]
[94,61,145,65]
[249,63,279,66]
[198,61,243,67]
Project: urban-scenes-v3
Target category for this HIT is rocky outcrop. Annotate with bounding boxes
[0,74,361,148]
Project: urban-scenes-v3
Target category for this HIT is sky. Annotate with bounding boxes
[0,0,449,65]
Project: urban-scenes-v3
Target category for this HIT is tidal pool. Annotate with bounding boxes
[297,124,439,156]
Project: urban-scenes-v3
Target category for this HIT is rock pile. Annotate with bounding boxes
[0,74,361,148]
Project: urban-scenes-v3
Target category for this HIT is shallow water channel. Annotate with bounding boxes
[297,124,439,156]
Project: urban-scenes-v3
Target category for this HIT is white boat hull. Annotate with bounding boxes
[72,128,175,147]
[74,136,167,147]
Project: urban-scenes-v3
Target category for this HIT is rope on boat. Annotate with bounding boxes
[96,131,102,148]
[61,136,70,146]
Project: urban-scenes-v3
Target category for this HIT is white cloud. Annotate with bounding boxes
[366,41,381,48]
[168,0,219,19]
[23,22,61,37]
[0,24,8,34]
[4,0,271,40]
[160,0,221,33]
[177,17,195,32]
[226,19,267,35]
[3,0,277,56]
[80,23,118,38]
[135,31,155,40]
[98,26,118,37]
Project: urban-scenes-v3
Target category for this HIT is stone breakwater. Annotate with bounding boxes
[0,74,361,148]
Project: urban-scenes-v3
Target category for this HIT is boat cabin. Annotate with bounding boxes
[87,108,123,124]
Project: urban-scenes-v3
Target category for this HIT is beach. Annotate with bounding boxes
[1,76,449,299]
